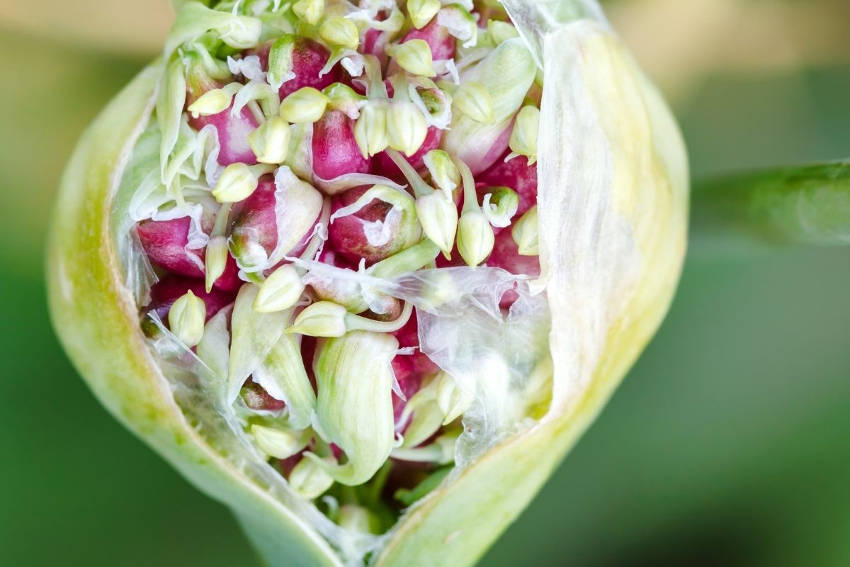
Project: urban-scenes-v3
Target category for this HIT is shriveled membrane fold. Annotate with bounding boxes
[46,1,687,567]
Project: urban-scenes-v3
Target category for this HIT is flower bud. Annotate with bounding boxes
[323,83,367,119]
[212,163,259,203]
[309,331,398,485]
[280,87,329,124]
[401,17,456,61]
[337,504,375,533]
[319,16,360,50]
[250,425,308,459]
[423,149,460,197]
[187,83,240,117]
[254,264,305,313]
[289,457,335,499]
[248,116,291,165]
[481,186,520,228]
[292,0,324,26]
[168,290,206,347]
[389,39,436,77]
[416,191,458,256]
[457,209,495,267]
[354,102,389,158]
[435,372,474,425]
[452,81,494,124]
[478,154,538,219]
[387,102,428,157]
[487,19,519,45]
[509,105,540,164]
[266,35,296,89]
[204,236,229,293]
[288,301,349,338]
[407,0,441,29]
[511,205,539,256]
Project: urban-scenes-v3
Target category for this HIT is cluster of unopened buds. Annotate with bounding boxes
[138,0,541,514]
[48,0,688,564]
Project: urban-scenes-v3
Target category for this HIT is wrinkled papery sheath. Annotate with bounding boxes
[47,1,688,566]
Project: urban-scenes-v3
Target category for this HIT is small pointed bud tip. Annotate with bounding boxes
[168,290,206,347]
[187,88,233,117]
[436,373,474,424]
[289,301,349,337]
[457,209,495,266]
[212,163,259,203]
[254,264,305,313]
[319,16,360,50]
[280,87,329,124]
[249,116,291,164]
[204,237,229,292]
[454,82,494,124]
[423,149,459,197]
[391,39,436,77]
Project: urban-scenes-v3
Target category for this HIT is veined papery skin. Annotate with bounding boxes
[47,2,688,566]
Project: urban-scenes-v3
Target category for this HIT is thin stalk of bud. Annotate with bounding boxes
[288,301,413,338]
[168,290,206,347]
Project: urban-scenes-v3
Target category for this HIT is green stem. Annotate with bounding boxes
[692,161,850,246]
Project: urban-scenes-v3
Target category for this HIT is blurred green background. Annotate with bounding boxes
[1,1,849,565]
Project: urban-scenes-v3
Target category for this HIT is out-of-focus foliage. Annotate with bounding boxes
[1,1,849,565]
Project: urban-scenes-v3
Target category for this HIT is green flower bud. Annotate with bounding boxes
[511,205,539,256]
[337,504,376,533]
[387,102,428,157]
[509,105,540,164]
[254,264,305,313]
[280,87,329,124]
[423,149,460,198]
[435,372,475,425]
[211,163,259,203]
[452,81,494,124]
[487,19,519,45]
[267,35,296,89]
[292,0,324,26]
[250,425,309,459]
[204,236,229,293]
[457,209,495,266]
[187,83,240,117]
[354,102,389,158]
[309,331,398,485]
[319,16,360,50]
[323,82,367,119]
[415,191,458,256]
[407,0,441,29]
[287,301,348,337]
[249,116,291,164]
[168,290,206,347]
[481,186,520,228]
[289,457,335,499]
[389,39,436,77]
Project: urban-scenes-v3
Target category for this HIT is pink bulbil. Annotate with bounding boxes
[327,187,409,265]
[312,110,371,180]
[146,275,236,321]
[253,39,340,98]
[402,19,456,61]
[373,126,443,183]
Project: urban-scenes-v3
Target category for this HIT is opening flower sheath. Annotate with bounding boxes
[46,0,688,565]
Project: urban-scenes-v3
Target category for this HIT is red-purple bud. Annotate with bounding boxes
[486,228,540,277]
[254,39,340,98]
[312,110,372,180]
[477,156,538,219]
[373,126,442,183]
[188,102,259,166]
